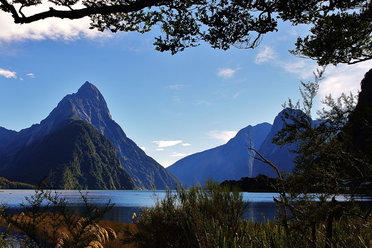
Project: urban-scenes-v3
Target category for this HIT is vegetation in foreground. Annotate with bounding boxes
[123,182,371,248]
[0,189,121,248]
[0,182,371,247]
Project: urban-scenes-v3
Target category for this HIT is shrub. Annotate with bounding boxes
[125,180,372,248]
[126,181,248,248]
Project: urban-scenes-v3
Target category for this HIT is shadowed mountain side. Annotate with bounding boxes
[1,120,135,190]
[0,127,17,154]
[167,123,272,187]
[252,109,309,178]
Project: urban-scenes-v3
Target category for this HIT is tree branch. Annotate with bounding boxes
[1,0,165,24]
[248,147,283,180]
[347,56,372,65]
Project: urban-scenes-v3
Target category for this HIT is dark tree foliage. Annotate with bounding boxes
[221,174,278,192]
[277,69,372,194]
[261,69,372,248]
[1,0,370,64]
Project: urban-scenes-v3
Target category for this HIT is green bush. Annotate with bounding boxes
[125,181,372,248]
[127,181,248,248]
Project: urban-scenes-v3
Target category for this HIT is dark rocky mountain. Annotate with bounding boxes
[346,69,372,157]
[0,82,179,189]
[167,123,272,186]
[341,69,372,180]
[1,120,134,189]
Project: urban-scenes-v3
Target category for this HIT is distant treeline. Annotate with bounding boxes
[221,175,372,194]
[221,174,278,192]
[0,177,34,189]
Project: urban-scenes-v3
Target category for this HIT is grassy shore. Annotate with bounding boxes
[1,208,371,248]
[0,182,371,247]
[0,213,137,248]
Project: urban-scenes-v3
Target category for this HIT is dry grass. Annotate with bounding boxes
[2,212,372,248]
[0,213,137,248]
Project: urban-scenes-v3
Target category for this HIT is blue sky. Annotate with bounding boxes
[0,6,371,167]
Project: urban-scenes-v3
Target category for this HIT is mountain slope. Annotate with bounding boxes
[252,109,305,178]
[53,82,179,189]
[0,82,178,189]
[2,120,135,190]
[0,177,34,189]
[167,123,272,186]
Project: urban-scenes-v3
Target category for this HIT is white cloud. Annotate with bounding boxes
[171,152,191,157]
[156,148,165,151]
[255,46,277,64]
[0,68,16,78]
[167,84,184,90]
[319,61,372,100]
[153,140,183,148]
[0,3,107,43]
[139,146,146,151]
[254,45,318,79]
[233,91,242,99]
[207,130,237,143]
[26,73,35,78]
[182,143,191,147]
[195,100,212,106]
[280,60,318,79]
[217,68,236,79]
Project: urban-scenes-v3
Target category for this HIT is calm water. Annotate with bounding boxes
[0,190,279,223]
[1,190,370,223]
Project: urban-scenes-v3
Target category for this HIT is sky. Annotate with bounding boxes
[0,4,371,167]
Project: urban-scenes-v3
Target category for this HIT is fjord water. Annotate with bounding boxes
[0,190,279,223]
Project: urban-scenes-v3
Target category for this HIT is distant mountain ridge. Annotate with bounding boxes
[167,109,308,186]
[167,123,272,186]
[0,82,179,189]
[252,109,303,178]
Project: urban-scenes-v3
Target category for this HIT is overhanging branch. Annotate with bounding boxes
[248,147,283,180]
[1,0,164,24]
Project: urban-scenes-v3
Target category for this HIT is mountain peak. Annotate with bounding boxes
[76,81,101,99]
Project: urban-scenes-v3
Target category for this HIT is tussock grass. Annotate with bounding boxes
[0,184,371,248]
[123,181,372,248]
